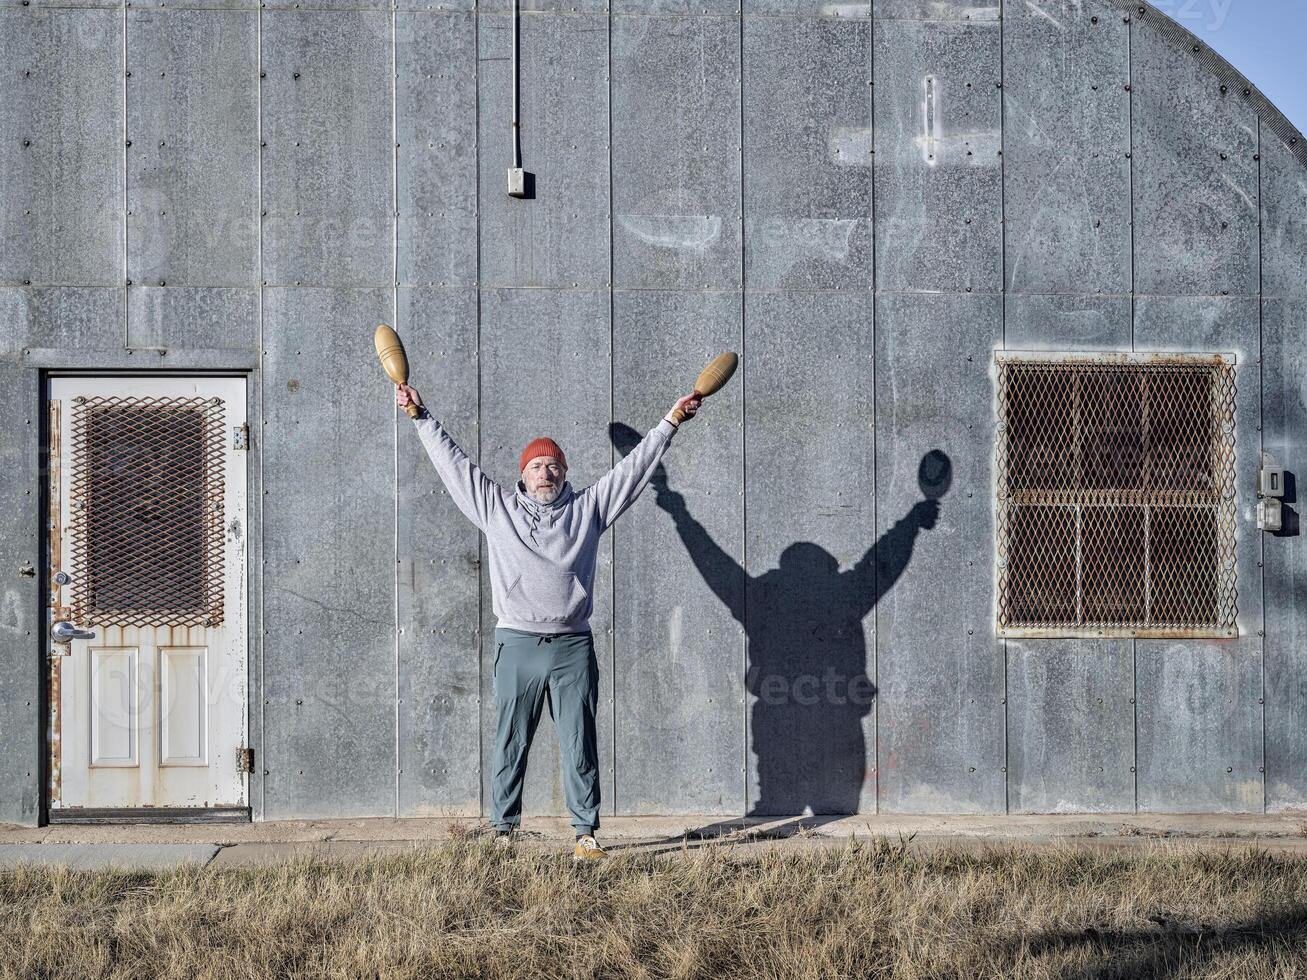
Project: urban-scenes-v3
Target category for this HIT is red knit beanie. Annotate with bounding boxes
[519,437,567,473]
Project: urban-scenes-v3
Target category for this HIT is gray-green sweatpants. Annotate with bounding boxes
[490,626,600,836]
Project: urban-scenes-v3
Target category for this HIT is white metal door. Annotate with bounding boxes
[48,376,248,811]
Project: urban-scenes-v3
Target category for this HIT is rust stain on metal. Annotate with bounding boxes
[48,653,61,807]
[47,398,62,806]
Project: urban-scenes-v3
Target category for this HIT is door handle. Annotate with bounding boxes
[51,620,96,642]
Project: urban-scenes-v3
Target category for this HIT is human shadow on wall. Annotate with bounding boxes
[610,423,951,845]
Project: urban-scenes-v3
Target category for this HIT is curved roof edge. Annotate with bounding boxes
[1110,0,1307,171]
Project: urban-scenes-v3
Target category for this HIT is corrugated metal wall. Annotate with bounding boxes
[2,0,1305,825]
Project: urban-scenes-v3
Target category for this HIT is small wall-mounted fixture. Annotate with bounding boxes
[506,0,533,200]
[1257,451,1284,532]
[1259,453,1285,499]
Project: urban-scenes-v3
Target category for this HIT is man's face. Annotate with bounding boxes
[522,455,567,503]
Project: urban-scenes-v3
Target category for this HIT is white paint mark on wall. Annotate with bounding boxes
[667,604,683,666]
[911,129,1002,165]
[927,2,999,19]
[923,74,939,166]
[0,589,22,633]
[618,214,722,251]
[1023,0,1064,30]
[820,3,871,16]
[828,126,875,167]
[1219,173,1257,215]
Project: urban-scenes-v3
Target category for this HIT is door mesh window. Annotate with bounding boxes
[68,396,227,628]
[995,354,1237,638]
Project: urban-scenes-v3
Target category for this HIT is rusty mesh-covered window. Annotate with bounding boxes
[68,396,227,628]
[995,353,1237,638]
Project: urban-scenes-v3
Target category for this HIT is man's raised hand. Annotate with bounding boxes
[666,394,702,425]
[396,382,423,411]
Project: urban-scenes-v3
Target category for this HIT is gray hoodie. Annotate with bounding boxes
[412,404,679,635]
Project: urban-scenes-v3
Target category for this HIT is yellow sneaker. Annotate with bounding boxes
[573,834,607,862]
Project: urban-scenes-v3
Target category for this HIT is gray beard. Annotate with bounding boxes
[530,485,560,504]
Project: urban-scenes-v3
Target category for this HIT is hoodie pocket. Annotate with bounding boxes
[502,570,589,624]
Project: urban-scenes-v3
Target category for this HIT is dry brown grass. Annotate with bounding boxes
[2,838,1306,979]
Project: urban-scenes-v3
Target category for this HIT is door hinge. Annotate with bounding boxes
[237,746,255,774]
[232,422,250,451]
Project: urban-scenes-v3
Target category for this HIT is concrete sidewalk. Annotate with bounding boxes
[2,813,1307,871]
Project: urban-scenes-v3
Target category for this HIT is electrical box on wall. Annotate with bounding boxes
[1258,452,1285,532]
[1259,455,1285,499]
[1258,499,1283,533]
[508,167,527,198]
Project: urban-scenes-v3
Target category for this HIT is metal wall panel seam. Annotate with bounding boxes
[737,0,748,817]
[870,0,878,813]
[256,0,265,821]
[869,0,878,815]
[1127,4,1138,814]
[1258,119,1267,813]
[605,1,617,817]
[473,7,484,820]
[391,0,399,819]
[122,4,129,347]
[998,0,1008,816]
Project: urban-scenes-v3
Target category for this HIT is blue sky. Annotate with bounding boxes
[1163,0,1307,133]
